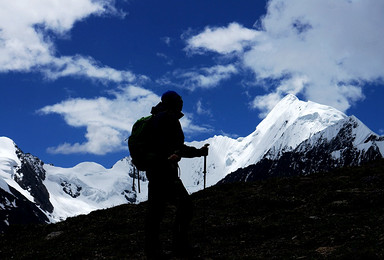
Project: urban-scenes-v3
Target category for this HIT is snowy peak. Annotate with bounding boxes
[180,94,349,190]
[258,94,346,135]
[0,137,20,173]
[0,137,148,225]
[0,137,21,194]
[41,158,148,222]
[245,94,347,152]
[0,137,50,231]
[257,95,347,159]
[221,113,384,183]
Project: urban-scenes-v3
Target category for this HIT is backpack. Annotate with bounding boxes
[128,115,155,171]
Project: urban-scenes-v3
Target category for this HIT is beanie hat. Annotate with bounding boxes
[161,90,183,112]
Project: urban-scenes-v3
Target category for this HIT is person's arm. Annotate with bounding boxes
[180,144,208,158]
[168,144,208,162]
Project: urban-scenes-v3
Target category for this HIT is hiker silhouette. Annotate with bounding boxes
[144,90,208,259]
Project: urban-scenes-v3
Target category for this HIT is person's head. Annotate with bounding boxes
[161,90,183,113]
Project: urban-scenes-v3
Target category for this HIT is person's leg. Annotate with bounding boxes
[172,179,194,255]
[144,181,166,258]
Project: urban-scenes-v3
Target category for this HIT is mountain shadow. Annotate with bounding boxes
[1,159,384,259]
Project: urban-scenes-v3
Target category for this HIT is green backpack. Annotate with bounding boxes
[128,115,155,171]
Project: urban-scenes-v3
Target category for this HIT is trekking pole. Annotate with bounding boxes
[201,144,210,251]
[132,167,136,192]
[203,144,209,189]
[137,167,141,193]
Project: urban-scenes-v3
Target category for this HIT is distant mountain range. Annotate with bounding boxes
[1,94,383,232]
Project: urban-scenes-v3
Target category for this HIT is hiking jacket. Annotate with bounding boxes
[149,102,202,163]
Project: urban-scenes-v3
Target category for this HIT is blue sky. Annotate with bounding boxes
[0,0,383,168]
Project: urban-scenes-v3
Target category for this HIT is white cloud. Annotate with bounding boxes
[164,64,238,90]
[180,113,212,134]
[38,86,209,155]
[196,100,212,116]
[185,0,384,116]
[156,53,174,66]
[46,125,123,155]
[251,92,282,118]
[38,86,160,155]
[186,22,260,54]
[161,36,172,46]
[45,55,138,82]
[251,76,308,117]
[0,0,136,83]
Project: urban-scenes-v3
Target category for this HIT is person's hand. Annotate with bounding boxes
[200,144,209,157]
[168,153,181,162]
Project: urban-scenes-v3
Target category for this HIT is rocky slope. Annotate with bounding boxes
[1,159,384,259]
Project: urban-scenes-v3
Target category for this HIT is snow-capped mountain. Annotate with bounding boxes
[1,94,383,231]
[0,137,148,226]
[0,138,50,231]
[221,115,384,183]
[179,94,349,192]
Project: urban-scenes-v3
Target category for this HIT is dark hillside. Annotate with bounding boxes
[1,159,384,259]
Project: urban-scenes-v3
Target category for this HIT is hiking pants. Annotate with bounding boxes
[144,171,193,256]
